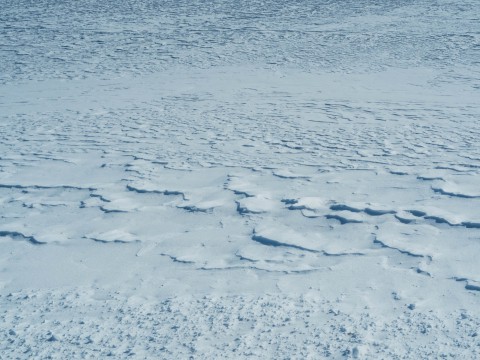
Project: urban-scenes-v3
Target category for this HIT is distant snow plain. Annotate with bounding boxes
[1,0,480,358]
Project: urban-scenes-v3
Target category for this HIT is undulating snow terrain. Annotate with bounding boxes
[1,0,480,358]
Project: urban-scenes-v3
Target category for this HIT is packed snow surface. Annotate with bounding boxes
[1,0,480,358]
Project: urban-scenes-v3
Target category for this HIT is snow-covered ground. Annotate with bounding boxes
[1,0,480,358]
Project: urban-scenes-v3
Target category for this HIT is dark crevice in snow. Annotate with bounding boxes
[88,237,139,244]
[236,202,263,215]
[126,184,186,200]
[0,183,95,191]
[160,253,195,264]
[0,231,45,245]
[412,267,432,277]
[177,205,212,213]
[373,238,430,260]
[453,277,480,292]
[252,234,319,253]
[432,187,480,199]
[99,207,129,214]
[329,204,363,213]
[325,214,362,225]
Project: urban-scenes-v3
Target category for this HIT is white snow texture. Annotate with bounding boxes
[1,0,479,358]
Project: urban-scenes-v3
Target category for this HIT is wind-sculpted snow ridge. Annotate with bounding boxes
[1,0,479,84]
[1,159,479,281]
[1,0,480,358]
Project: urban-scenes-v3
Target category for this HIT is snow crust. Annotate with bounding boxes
[1,0,480,358]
